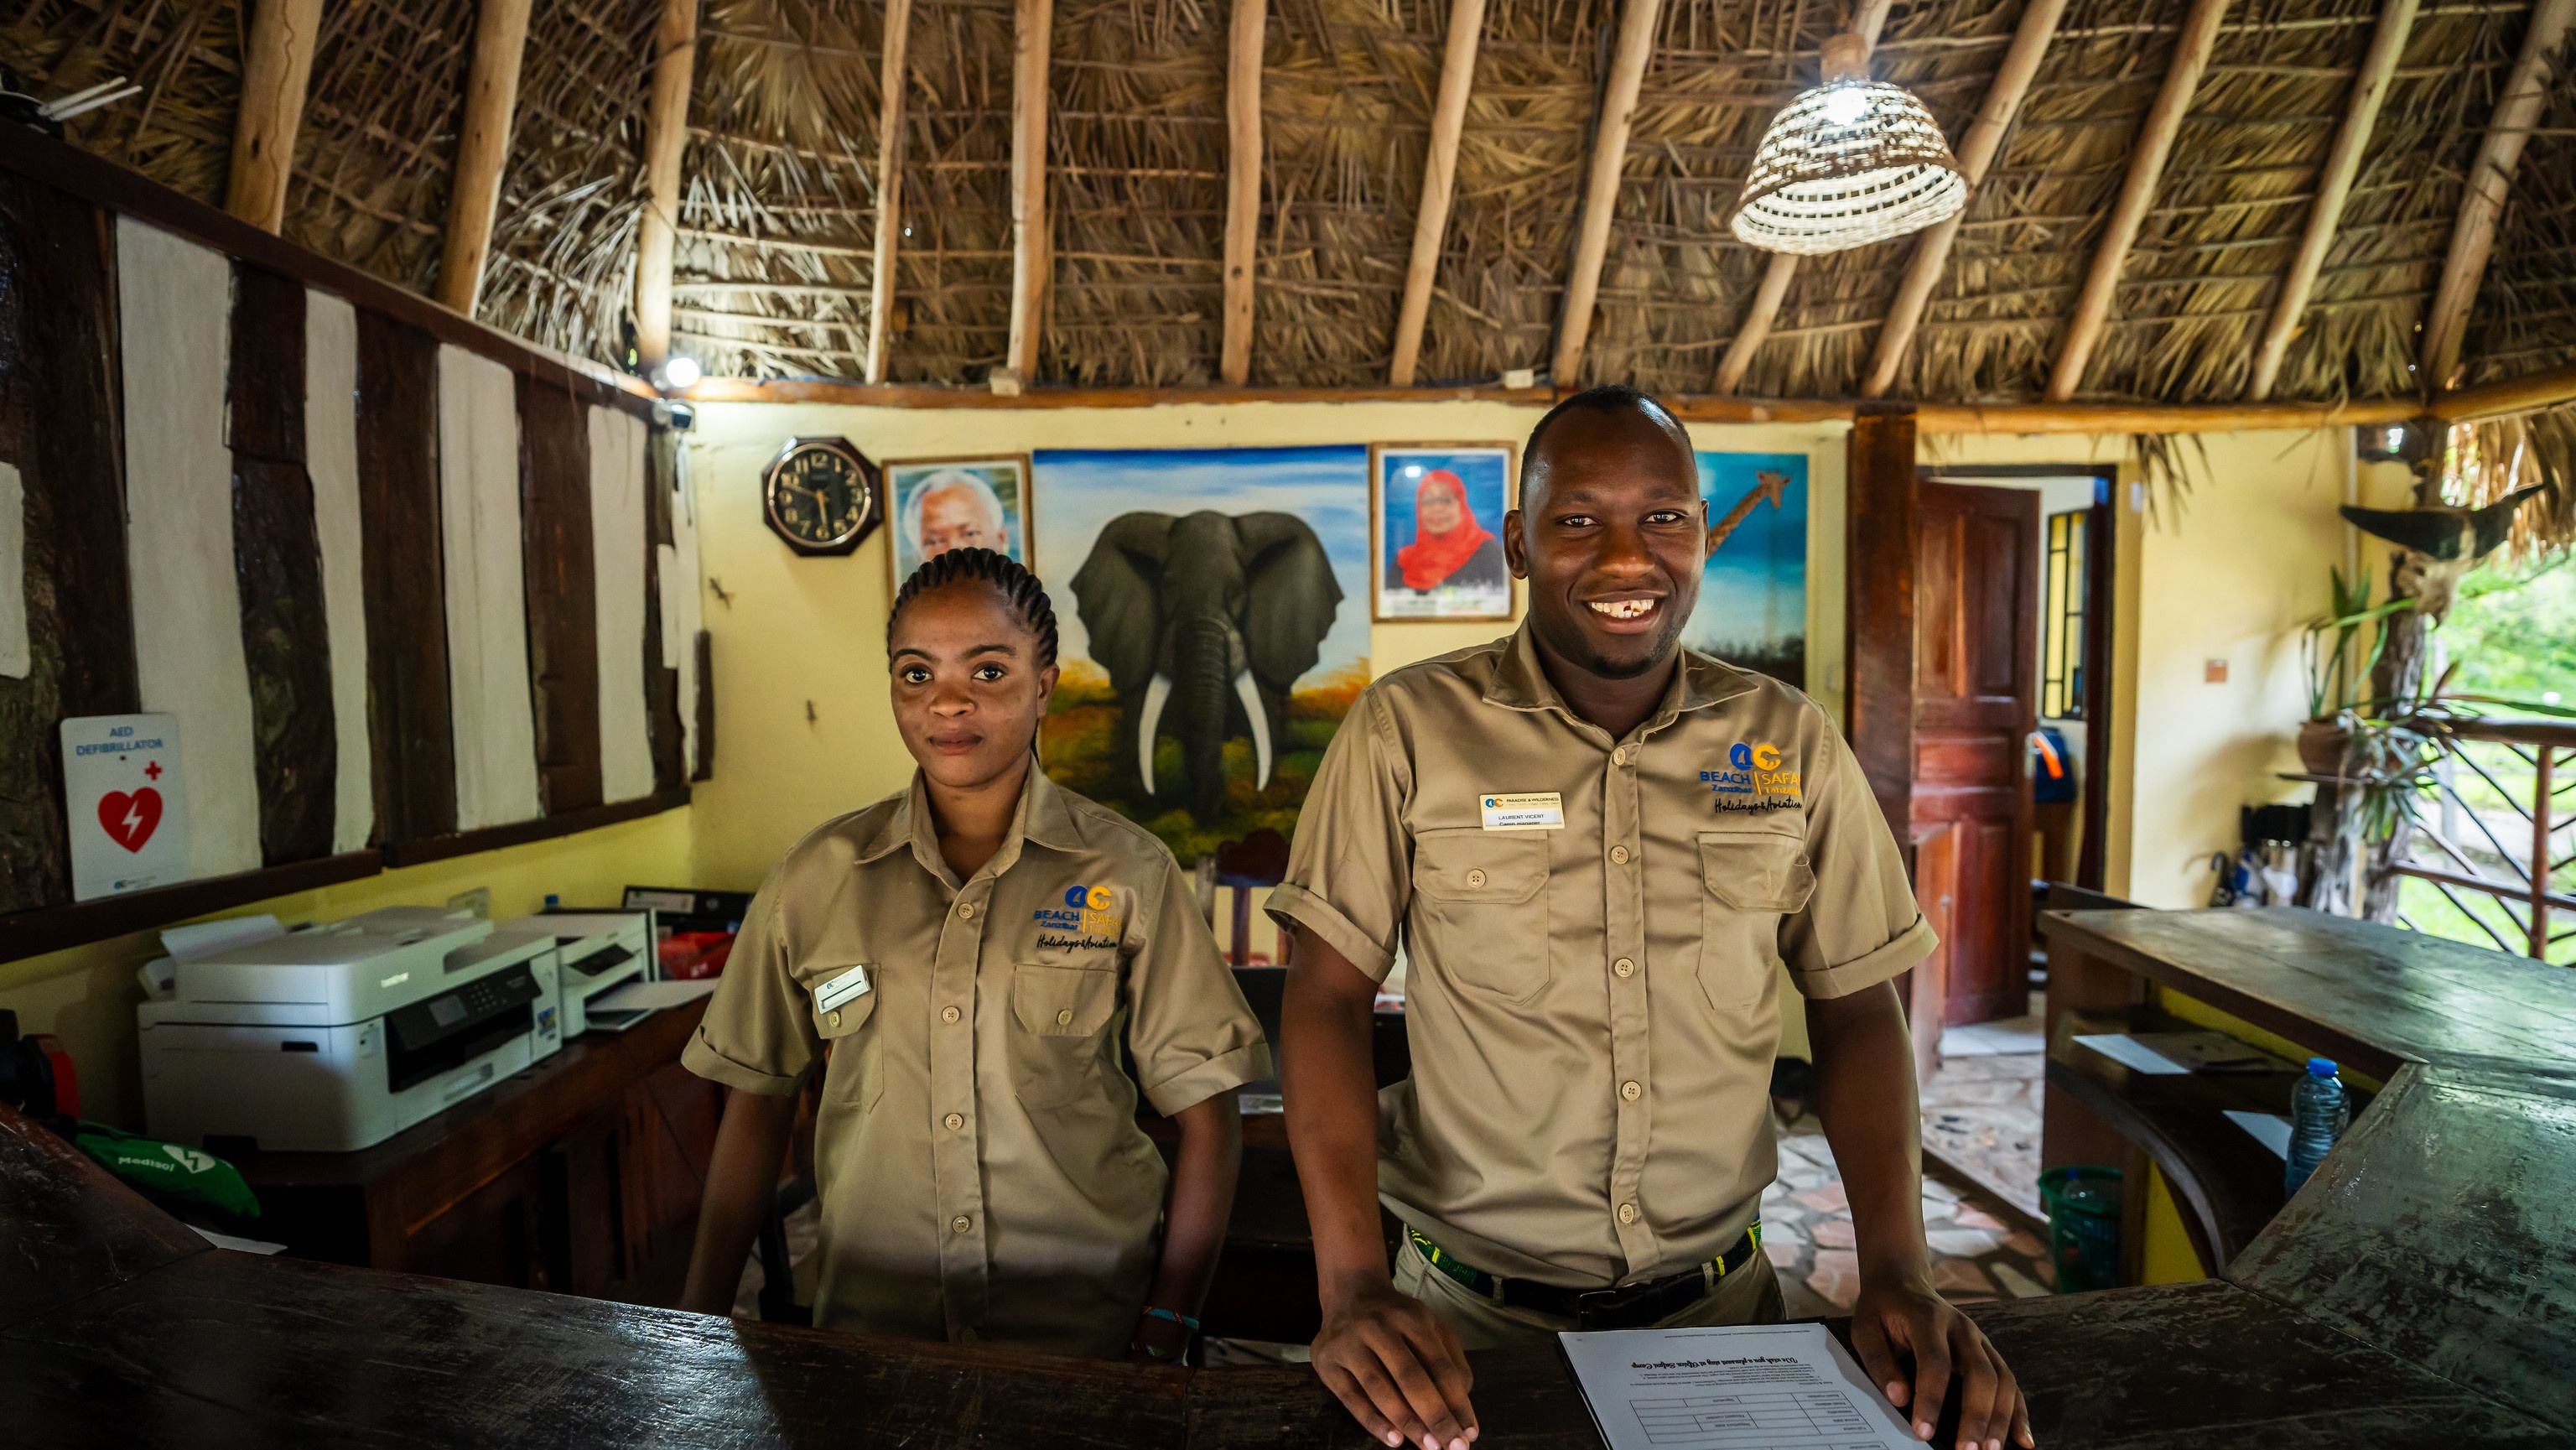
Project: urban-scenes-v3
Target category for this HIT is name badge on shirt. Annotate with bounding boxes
[1479,792,1565,831]
[813,964,873,1013]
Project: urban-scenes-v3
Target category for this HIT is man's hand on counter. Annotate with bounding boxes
[1312,1277,1479,1450]
[1851,1271,2031,1450]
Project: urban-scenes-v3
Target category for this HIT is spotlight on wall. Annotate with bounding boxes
[654,355,702,392]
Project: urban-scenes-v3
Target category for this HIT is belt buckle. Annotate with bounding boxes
[1572,1283,1654,1332]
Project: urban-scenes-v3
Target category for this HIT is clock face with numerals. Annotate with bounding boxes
[762,437,882,556]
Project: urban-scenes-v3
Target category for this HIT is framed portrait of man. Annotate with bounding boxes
[1370,444,1516,621]
[885,455,1035,590]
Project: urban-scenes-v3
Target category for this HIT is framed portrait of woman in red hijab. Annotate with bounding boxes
[1370,444,1516,621]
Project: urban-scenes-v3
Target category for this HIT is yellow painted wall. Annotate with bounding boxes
[0,808,693,1130]
[2138,1162,2210,1284]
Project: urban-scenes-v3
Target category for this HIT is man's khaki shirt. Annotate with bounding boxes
[683,769,1270,1358]
[1268,626,1933,1288]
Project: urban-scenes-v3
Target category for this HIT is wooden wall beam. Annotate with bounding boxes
[1550,0,1663,387]
[434,0,536,317]
[2246,0,2417,401]
[2044,0,2231,403]
[2421,0,2576,391]
[225,0,325,233]
[518,377,604,815]
[866,0,914,385]
[1221,0,1266,386]
[1860,0,2067,398]
[1711,0,1896,397]
[1389,0,1487,387]
[634,0,700,372]
[1845,405,1918,834]
[355,314,459,843]
[1004,0,1056,386]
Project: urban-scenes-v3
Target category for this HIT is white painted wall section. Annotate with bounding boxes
[117,218,261,878]
[305,290,373,852]
[589,405,653,801]
[436,345,542,830]
[0,460,26,679]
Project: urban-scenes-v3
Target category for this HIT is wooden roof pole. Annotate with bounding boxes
[435,0,535,316]
[1550,0,1664,387]
[2246,0,2418,401]
[2421,0,2576,391]
[634,0,700,372]
[225,0,324,232]
[1389,0,1488,387]
[866,0,915,384]
[2044,0,2230,402]
[1711,0,1897,397]
[1220,0,1266,386]
[1858,0,2068,398]
[1003,0,1056,387]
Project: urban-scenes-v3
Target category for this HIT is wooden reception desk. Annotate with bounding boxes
[4,908,2571,1447]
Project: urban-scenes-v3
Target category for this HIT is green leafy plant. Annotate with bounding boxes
[2301,567,2415,720]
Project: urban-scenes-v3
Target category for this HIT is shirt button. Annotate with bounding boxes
[1610,845,1631,865]
[1056,1007,1075,1026]
[957,902,975,919]
[827,1011,841,1027]
[952,1214,973,1234]
[1621,1079,1642,1102]
[1465,868,1488,889]
[1613,957,1635,978]
[1613,746,1630,766]
[942,1005,962,1024]
[944,1112,965,1132]
[1618,1202,1639,1225]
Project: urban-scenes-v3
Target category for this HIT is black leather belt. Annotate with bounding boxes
[1407,1223,1763,1331]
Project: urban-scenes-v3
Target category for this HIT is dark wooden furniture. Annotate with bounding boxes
[236,1000,719,1306]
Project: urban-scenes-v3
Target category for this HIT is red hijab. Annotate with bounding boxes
[1394,470,1495,590]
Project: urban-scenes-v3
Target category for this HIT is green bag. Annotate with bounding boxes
[72,1122,262,1221]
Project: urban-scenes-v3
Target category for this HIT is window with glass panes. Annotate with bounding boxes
[2042,510,2085,719]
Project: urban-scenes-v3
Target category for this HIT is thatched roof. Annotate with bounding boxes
[6,0,2576,433]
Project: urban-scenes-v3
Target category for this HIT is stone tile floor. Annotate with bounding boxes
[1761,1115,2056,1318]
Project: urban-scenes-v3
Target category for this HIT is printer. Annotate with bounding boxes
[138,907,562,1153]
[492,911,651,1037]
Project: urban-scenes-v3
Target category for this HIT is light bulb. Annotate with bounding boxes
[1821,85,1869,126]
[657,355,702,390]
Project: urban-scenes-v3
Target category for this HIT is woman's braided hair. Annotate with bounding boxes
[886,547,1059,668]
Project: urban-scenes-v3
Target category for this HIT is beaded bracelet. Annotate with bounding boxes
[1141,1307,1201,1332]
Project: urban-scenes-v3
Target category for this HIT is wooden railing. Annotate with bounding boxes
[2389,718,2575,959]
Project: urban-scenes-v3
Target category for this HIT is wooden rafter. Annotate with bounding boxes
[1220,0,1266,386]
[2246,0,2417,401]
[2043,0,2231,402]
[1004,0,1056,387]
[866,0,915,384]
[435,0,536,317]
[1711,0,1895,397]
[634,0,700,371]
[226,0,324,233]
[2421,0,2576,391]
[1389,0,1488,387]
[1859,0,2067,399]
[1550,0,1664,387]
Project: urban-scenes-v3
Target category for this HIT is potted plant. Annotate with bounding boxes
[2298,567,2413,777]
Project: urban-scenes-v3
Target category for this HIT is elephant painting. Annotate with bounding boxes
[1069,511,1343,827]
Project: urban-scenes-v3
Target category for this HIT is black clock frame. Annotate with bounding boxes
[761,435,885,557]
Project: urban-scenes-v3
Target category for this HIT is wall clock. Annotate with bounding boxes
[762,436,883,557]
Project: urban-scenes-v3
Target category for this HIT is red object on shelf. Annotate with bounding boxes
[30,1032,78,1119]
[658,932,735,980]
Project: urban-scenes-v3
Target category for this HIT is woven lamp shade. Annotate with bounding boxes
[1730,36,1967,256]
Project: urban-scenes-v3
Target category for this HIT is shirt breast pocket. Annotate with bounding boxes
[1410,829,1550,1003]
[1009,964,1119,1110]
[1697,832,1815,1008]
[804,963,883,1111]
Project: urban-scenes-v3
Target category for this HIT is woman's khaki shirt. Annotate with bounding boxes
[683,769,1271,1358]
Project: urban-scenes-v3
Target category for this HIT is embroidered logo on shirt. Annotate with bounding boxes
[1033,884,1125,949]
[1703,741,1803,809]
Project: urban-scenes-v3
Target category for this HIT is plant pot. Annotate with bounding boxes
[2297,719,2350,777]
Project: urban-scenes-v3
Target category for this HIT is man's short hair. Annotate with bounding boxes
[902,469,1009,553]
[1520,384,1690,507]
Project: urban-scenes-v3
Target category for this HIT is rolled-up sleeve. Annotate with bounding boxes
[681,881,819,1094]
[1265,689,1411,984]
[1122,860,1273,1115]
[1778,718,1937,999]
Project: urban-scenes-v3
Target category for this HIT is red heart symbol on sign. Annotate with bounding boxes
[99,787,164,852]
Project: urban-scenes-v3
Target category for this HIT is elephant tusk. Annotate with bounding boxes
[1235,670,1272,792]
[1138,673,1174,797]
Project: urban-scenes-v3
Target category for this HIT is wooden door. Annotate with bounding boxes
[1913,481,2038,1025]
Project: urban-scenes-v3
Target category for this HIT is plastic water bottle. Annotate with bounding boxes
[2284,1058,2350,1196]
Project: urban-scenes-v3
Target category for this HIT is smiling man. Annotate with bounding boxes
[1272,387,2031,1450]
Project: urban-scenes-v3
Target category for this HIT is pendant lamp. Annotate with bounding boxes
[1730,33,1967,255]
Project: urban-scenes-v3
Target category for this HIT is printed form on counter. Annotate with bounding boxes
[1560,1323,1921,1450]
